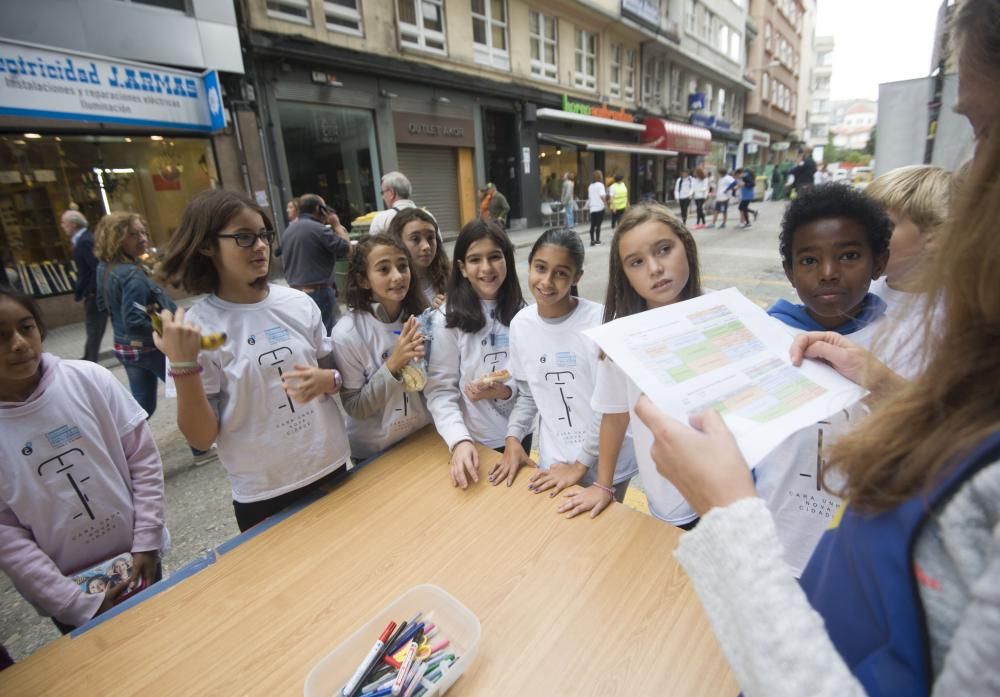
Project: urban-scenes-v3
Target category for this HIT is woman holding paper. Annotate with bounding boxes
[633,130,1000,694]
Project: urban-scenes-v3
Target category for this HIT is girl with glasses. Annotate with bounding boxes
[155,190,352,532]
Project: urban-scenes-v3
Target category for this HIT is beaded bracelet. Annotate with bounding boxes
[168,365,204,379]
[591,482,615,499]
[170,360,199,369]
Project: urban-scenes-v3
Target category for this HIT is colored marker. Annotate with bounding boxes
[391,631,422,696]
[348,622,408,697]
[343,621,396,697]
[401,661,428,697]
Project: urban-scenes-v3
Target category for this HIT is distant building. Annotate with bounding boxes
[806,34,833,150]
[829,99,877,150]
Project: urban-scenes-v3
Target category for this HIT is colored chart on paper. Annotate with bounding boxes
[625,304,767,384]
[690,358,828,424]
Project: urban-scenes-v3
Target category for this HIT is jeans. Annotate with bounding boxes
[589,209,605,244]
[83,295,108,363]
[564,203,575,228]
[304,286,338,335]
[122,351,166,418]
[679,198,690,223]
[694,198,706,225]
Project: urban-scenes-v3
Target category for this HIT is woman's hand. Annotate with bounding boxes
[153,307,202,363]
[557,484,613,519]
[789,331,905,399]
[282,364,336,403]
[385,316,425,375]
[463,379,512,402]
[529,461,588,497]
[633,396,755,516]
[488,437,535,487]
[450,440,481,489]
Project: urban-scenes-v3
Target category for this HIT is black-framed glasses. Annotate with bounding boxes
[217,230,276,248]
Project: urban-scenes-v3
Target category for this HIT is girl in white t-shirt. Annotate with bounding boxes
[425,218,527,489]
[388,207,450,310]
[331,234,432,460]
[489,228,639,494]
[560,203,704,526]
[587,169,609,247]
[155,190,351,532]
[0,289,167,630]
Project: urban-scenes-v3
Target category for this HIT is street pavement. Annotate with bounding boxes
[0,200,798,662]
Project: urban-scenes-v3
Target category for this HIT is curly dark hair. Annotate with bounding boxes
[345,234,428,317]
[779,183,893,267]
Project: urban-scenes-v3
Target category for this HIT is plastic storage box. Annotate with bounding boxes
[304,584,481,697]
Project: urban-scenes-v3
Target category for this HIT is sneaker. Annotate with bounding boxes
[742,223,752,229]
[192,448,219,467]
[718,224,726,229]
[752,210,759,222]
[707,223,716,229]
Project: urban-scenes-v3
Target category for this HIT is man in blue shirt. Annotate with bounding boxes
[62,209,106,362]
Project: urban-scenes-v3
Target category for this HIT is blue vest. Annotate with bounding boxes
[800,429,1000,696]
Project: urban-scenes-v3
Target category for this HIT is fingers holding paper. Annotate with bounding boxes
[789,331,905,400]
[633,396,755,517]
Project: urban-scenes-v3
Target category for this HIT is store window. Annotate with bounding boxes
[324,0,363,36]
[529,11,558,81]
[574,29,597,92]
[471,0,509,70]
[266,0,312,24]
[538,144,579,202]
[0,134,217,297]
[277,101,381,230]
[398,0,446,54]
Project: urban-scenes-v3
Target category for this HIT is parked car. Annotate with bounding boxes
[851,167,873,189]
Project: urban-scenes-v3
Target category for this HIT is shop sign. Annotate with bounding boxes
[741,128,771,147]
[687,92,706,111]
[690,113,734,134]
[0,39,225,132]
[560,94,635,124]
[621,0,661,27]
[393,111,475,147]
[771,142,791,151]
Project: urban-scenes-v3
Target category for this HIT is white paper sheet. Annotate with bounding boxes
[584,287,867,467]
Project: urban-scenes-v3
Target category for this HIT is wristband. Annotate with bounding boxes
[170,360,199,369]
[168,365,204,379]
[326,369,343,393]
[591,482,615,499]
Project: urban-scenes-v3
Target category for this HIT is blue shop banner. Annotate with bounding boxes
[0,39,225,132]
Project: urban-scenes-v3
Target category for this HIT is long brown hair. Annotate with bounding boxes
[387,207,449,296]
[829,130,1000,511]
[603,203,702,323]
[158,190,274,294]
[345,234,427,317]
[93,212,147,264]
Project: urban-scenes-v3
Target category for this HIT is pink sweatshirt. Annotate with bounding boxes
[0,354,166,627]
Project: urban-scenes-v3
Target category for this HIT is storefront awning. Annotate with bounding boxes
[539,133,676,157]
[641,118,712,156]
[536,107,646,132]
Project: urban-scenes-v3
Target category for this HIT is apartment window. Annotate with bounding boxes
[704,83,714,113]
[717,23,729,55]
[528,11,558,81]
[729,30,740,62]
[761,72,769,102]
[686,0,696,34]
[610,43,622,98]
[792,94,797,114]
[643,55,663,109]
[325,0,363,36]
[670,64,683,111]
[624,48,636,101]
[472,0,509,69]
[764,22,772,53]
[267,0,311,24]
[398,0,446,53]
[717,87,726,119]
[117,0,188,10]
[701,7,712,41]
[574,29,597,91]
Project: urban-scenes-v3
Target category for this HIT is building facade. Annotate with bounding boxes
[829,99,877,151]
[806,34,833,152]
[243,0,672,233]
[741,0,806,168]
[0,0,264,325]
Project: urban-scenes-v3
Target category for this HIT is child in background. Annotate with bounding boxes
[864,165,952,377]
[709,169,737,229]
[757,184,892,575]
[560,204,703,525]
[488,228,639,492]
[155,190,351,532]
[425,219,527,489]
[0,289,166,631]
[331,234,431,461]
[388,207,450,310]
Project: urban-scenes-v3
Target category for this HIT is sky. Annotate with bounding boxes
[815,0,942,101]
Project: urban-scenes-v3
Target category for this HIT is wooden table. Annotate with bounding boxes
[1,428,737,696]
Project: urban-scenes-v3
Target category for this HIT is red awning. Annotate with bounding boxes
[641,118,712,156]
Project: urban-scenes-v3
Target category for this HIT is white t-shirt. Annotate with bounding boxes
[752,316,884,576]
[868,276,937,380]
[591,358,698,525]
[692,177,709,198]
[0,357,165,622]
[716,175,737,203]
[168,285,350,502]
[425,300,518,450]
[587,182,607,212]
[509,299,638,483]
[368,199,418,236]
[331,310,432,459]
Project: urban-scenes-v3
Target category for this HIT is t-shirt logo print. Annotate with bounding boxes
[483,350,508,372]
[257,346,296,414]
[37,448,95,521]
[544,370,577,427]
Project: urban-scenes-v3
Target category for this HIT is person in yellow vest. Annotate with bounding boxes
[608,173,629,229]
